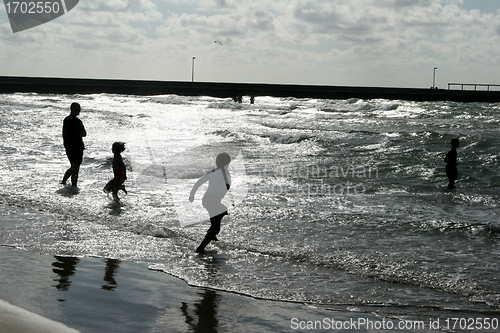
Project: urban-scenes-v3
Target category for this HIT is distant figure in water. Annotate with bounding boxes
[444,138,459,189]
[61,102,86,187]
[189,153,231,253]
[103,142,127,201]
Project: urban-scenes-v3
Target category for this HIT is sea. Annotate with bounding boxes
[0,92,499,330]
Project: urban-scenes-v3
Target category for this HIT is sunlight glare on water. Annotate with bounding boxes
[0,93,499,327]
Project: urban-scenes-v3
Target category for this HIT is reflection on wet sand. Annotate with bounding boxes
[102,258,120,291]
[180,254,224,332]
[52,257,122,294]
[181,289,219,333]
[50,255,222,332]
[52,256,79,296]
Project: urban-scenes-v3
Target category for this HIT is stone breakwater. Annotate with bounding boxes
[2,76,500,102]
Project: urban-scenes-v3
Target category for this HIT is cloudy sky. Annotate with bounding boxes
[1,0,499,88]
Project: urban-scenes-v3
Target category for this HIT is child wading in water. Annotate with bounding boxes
[444,138,459,189]
[189,153,231,253]
[104,142,127,201]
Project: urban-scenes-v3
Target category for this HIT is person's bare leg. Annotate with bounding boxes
[120,185,127,194]
[61,167,72,185]
[70,163,80,187]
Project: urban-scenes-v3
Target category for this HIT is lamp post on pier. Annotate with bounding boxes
[191,57,196,82]
[432,67,437,89]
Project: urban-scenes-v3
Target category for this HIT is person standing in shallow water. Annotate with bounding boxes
[189,153,231,253]
[444,137,459,189]
[61,102,87,187]
[103,142,128,202]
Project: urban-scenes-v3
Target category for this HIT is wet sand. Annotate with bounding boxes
[0,246,431,332]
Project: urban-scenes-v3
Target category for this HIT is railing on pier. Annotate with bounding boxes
[448,83,500,91]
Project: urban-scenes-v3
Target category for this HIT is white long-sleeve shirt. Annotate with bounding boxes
[191,167,231,199]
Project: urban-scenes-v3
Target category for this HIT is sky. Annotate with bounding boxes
[1,0,500,88]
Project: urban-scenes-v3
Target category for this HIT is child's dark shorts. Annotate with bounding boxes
[446,165,458,181]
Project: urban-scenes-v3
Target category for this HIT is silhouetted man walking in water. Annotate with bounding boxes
[61,102,87,187]
[444,137,459,189]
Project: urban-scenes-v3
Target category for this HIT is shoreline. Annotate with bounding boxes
[2,75,500,102]
[0,246,434,333]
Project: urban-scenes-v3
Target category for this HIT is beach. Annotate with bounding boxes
[0,246,431,333]
[0,92,499,332]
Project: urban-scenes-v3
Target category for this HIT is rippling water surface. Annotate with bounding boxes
[0,93,499,327]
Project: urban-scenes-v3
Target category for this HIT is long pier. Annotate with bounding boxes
[1,76,500,102]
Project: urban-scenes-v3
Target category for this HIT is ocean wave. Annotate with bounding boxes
[1,92,500,325]
[269,133,311,144]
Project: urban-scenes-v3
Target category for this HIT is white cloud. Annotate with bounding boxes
[1,0,499,86]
